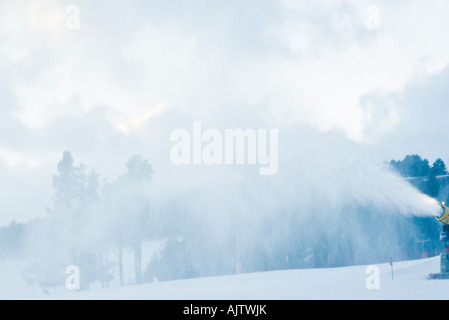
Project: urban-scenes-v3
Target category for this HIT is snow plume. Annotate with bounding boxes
[1,118,442,296]
[169,122,442,221]
[143,120,442,274]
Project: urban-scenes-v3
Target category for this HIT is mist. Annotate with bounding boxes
[2,121,441,291]
[1,0,448,298]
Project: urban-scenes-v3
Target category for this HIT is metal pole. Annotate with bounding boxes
[390,256,394,280]
[235,209,242,274]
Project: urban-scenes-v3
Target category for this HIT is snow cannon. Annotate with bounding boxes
[436,203,449,241]
[436,203,449,225]
[436,203,449,279]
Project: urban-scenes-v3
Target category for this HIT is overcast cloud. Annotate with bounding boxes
[1,0,449,226]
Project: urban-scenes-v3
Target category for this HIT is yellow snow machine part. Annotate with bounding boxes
[436,204,449,225]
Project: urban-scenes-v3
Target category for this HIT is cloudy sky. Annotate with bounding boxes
[1,0,449,226]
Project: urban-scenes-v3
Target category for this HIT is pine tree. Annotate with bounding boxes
[40,151,104,290]
[431,158,448,176]
[106,155,153,285]
[123,155,153,284]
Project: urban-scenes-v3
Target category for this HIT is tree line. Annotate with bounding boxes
[390,154,449,200]
[0,151,195,290]
[0,152,447,291]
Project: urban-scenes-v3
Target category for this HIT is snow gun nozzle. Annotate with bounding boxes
[436,204,449,225]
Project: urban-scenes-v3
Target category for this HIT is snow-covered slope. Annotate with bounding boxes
[50,256,449,300]
[2,255,448,300]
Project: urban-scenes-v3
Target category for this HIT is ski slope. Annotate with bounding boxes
[2,255,448,300]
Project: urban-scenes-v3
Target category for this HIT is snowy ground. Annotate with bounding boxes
[2,255,449,300]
